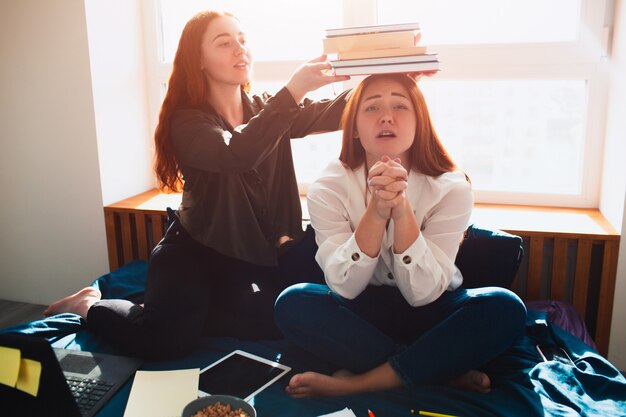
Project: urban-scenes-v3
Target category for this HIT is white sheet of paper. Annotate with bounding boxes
[123,368,199,417]
[317,408,358,417]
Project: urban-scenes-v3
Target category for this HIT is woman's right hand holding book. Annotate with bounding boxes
[286,54,350,104]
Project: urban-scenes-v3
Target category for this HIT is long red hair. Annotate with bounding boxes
[154,10,250,192]
[339,73,455,176]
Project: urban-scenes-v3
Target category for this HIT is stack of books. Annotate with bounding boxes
[323,22,439,76]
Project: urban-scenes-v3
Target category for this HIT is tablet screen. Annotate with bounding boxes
[198,350,291,401]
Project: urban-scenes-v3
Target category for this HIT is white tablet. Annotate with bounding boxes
[198,350,291,401]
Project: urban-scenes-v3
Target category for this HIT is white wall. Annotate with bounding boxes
[85,0,155,206]
[0,1,109,304]
[606,0,626,370]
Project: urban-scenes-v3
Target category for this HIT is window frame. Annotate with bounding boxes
[141,0,613,208]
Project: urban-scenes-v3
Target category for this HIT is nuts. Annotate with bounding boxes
[191,401,251,417]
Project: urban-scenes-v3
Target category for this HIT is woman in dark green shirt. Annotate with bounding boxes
[44,9,350,360]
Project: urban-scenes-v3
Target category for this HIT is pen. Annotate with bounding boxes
[410,410,459,417]
[368,409,376,417]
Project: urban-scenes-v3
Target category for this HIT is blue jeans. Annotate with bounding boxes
[274,283,526,388]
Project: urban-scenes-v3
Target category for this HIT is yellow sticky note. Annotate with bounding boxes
[0,346,21,388]
[16,358,41,397]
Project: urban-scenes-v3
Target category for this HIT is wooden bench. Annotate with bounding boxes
[104,189,620,357]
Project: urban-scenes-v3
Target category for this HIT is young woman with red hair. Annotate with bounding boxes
[274,74,527,396]
[45,10,350,360]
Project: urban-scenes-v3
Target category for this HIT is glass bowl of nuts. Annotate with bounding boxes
[182,395,257,417]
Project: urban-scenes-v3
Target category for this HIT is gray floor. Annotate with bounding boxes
[0,299,47,330]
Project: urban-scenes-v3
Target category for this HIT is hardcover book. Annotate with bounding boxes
[323,30,417,54]
[331,53,438,68]
[332,60,440,76]
[325,22,420,38]
[337,45,427,61]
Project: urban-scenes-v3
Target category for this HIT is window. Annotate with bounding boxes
[158,0,342,62]
[421,80,587,195]
[142,0,612,207]
[378,0,582,44]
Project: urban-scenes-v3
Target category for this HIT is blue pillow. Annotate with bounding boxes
[455,224,524,289]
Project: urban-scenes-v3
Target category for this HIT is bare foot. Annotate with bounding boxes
[285,372,360,398]
[286,363,403,398]
[43,287,102,319]
[448,370,491,394]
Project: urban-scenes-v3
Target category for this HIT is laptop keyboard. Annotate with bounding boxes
[66,376,114,414]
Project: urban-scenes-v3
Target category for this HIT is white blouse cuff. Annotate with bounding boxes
[343,233,379,265]
[392,232,427,268]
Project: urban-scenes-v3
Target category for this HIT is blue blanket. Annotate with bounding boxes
[3,261,626,417]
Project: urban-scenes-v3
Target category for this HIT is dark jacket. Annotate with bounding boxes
[170,86,350,266]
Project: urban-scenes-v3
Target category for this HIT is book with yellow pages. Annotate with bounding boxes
[337,45,427,61]
[323,30,416,54]
[332,60,440,76]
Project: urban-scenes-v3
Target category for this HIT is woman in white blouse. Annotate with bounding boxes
[274,73,527,397]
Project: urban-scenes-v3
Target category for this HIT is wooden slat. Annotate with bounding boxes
[550,238,568,302]
[572,239,592,319]
[119,212,133,266]
[595,240,620,357]
[135,212,149,260]
[150,213,165,250]
[103,209,120,271]
[527,236,544,300]
[105,188,181,212]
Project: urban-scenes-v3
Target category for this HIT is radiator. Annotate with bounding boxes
[104,209,166,268]
[512,235,619,358]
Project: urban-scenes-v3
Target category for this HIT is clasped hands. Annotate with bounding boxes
[367,155,411,221]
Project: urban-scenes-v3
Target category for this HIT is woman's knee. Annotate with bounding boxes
[469,287,527,326]
[274,283,328,329]
[275,283,319,313]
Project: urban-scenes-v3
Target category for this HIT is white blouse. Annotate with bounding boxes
[307,160,473,307]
